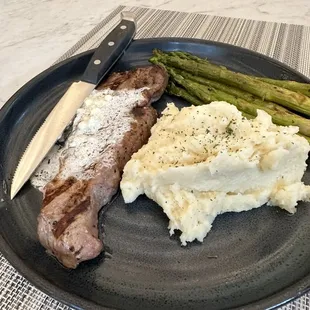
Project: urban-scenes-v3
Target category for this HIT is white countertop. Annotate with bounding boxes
[1,0,310,108]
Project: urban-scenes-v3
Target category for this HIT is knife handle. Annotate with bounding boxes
[82,12,136,85]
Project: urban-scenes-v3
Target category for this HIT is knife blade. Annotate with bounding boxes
[10,11,137,199]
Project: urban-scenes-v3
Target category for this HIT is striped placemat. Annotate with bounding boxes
[1,5,310,310]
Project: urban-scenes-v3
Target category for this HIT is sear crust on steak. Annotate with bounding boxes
[37,65,168,269]
[97,65,169,103]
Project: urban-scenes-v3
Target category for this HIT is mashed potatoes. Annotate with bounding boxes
[120,101,310,245]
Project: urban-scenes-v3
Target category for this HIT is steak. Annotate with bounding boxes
[37,65,168,268]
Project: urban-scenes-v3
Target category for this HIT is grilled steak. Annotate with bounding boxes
[37,65,168,268]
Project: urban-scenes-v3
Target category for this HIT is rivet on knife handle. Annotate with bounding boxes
[82,11,137,85]
[10,12,137,199]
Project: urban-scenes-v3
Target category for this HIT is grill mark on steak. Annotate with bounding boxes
[37,65,168,268]
[61,181,88,214]
[43,177,77,206]
[53,197,90,239]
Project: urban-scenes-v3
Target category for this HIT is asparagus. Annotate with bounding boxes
[171,51,310,96]
[166,82,204,106]
[163,67,310,135]
[166,67,268,115]
[167,81,253,119]
[173,69,310,136]
[254,77,310,97]
[242,112,255,120]
[170,51,207,63]
[151,50,310,116]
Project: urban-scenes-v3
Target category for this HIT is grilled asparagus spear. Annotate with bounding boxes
[166,81,254,120]
[254,77,310,97]
[150,50,310,116]
[170,51,310,96]
[166,82,204,106]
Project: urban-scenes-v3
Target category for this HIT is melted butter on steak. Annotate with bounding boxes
[31,88,149,188]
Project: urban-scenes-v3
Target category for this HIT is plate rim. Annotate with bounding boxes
[0,37,310,310]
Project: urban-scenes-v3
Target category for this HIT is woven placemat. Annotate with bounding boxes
[1,5,310,310]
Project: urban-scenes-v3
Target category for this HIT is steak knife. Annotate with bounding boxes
[11,12,137,199]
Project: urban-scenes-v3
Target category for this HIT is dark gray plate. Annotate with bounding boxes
[0,38,310,310]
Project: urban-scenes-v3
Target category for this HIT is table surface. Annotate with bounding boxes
[0,0,310,109]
